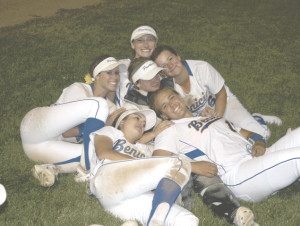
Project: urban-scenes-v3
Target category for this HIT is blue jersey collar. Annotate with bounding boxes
[90,83,94,95]
[183,60,193,76]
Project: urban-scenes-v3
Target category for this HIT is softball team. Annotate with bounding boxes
[19,25,292,226]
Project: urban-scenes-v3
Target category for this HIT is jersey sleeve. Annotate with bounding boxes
[55,83,92,104]
[154,125,179,155]
[116,59,132,108]
[116,77,135,107]
[90,126,123,143]
[135,143,153,158]
[106,99,118,113]
[193,61,225,95]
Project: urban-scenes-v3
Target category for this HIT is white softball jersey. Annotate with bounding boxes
[55,82,117,112]
[116,58,134,107]
[88,126,199,226]
[154,116,300,202]
[154,116,251,176]
[176,60,224,114]
[88,126,153,173]
[177,60,269,138]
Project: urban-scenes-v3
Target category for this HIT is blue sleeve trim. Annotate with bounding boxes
[185,148,206,159]
[183,60,193,76]
[89,84,94,95]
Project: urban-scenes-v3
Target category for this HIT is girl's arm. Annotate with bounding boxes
[138,120,174,144]
[214,86,227,117]
[94,135,133,161]
[153,149,217,177]
[239,129,266,157]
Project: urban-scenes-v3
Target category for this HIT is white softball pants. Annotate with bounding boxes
[90,156,199,226]
[222,127,300,202]
[20,98,108,173]
[223,86,269,138]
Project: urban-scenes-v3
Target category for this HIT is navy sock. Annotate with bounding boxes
[83,118,105,170]
[147,178,181,226]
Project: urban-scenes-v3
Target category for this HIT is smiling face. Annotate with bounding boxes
[120,113,146,142]
[154,50,183,78]
[94,66,120,93]
[131,34,157,58]
[136,74,161,92]
[152,88,192,120]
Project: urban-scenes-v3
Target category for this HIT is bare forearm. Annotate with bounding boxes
[138,131,155,144]
[95,135,133,161]
[62,126,79,138]
[191,161,218,177]
[215,86,227,117]
[97,149,133,161]
[139,120,174,144]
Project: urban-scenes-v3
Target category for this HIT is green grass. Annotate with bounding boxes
[0,0,299,225]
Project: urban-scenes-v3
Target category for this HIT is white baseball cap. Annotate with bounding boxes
[92,57,127,78]
[130,25,158,43]
[131,60,164,83]
[115,109,157,131]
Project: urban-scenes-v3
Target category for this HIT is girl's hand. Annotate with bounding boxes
[200,106,216,117]
[252,141,266,157]
[105,108,126,126]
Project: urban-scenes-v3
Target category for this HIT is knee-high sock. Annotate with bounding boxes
[147,177,181,226]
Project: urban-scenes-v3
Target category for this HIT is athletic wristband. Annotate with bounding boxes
[248,134,266,147]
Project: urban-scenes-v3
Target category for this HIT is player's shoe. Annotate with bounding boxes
[255,113,282,126]
[120,221,139,226]
[286,128,292,135]
[252,113,271,141]
[252,113,282,126]
[32,164,58,187]
[85,181,94,196]
[233,206,259,226]
[89,221,138,226]
[74,165,90,183]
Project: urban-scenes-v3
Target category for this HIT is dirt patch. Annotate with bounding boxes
[0,0,102,28]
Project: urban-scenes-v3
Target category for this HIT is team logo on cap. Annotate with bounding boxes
[138,28,153,32]
[142,62,154,71]
[107,58,117,63]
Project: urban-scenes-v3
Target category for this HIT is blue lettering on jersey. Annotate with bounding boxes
[188,120,203,131]
[188,116,221,132]
[113,139,126,152]
[188,92,207,113]
[113,139,145,158]
[200,117,221,132]
[188,94,216,113]
[225,120,237,133]
[207,95,216,107]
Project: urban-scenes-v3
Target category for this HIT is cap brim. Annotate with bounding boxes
[143,67,164,81]
[142,109,157,131]
[103,62,127,73]
[133,33,156,40]
[131,33,158,43]
[132,66,164,83]
[115,109,156,131]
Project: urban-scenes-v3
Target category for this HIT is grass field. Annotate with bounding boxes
[0,0,299,225]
